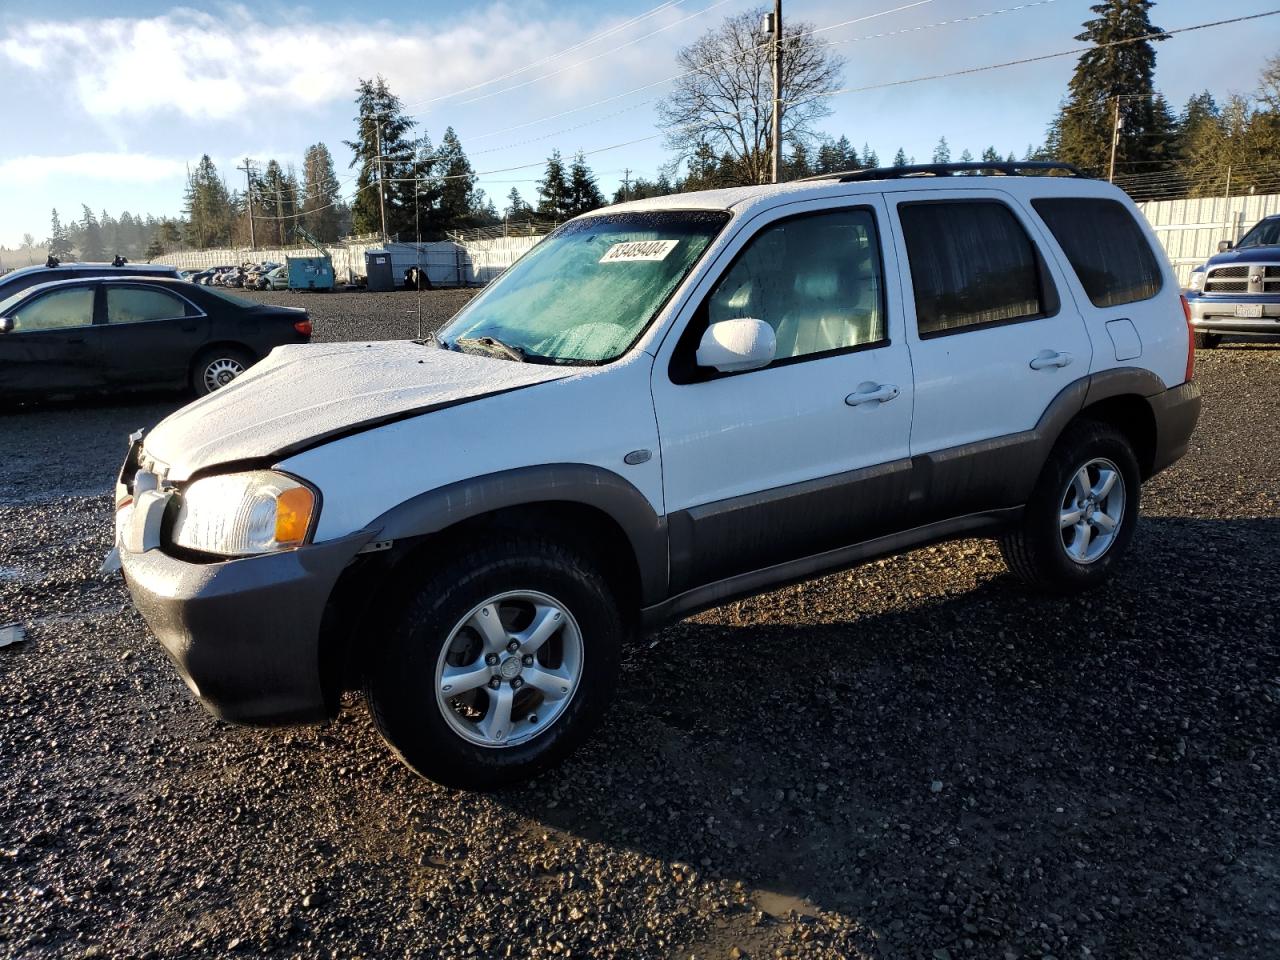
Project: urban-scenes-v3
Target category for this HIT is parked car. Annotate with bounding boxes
[112,163,1199,789]
[0,260,180,301]
[262,265,289,290]
[1184,213,1280,346]
[0,276,311,400]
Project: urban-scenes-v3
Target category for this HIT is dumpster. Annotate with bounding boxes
[286,255,334,291]
[364,250,395,291]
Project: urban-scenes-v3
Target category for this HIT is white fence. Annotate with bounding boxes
[150,193,1278,291]
[153,234,543,286]
[1137,192,1280,286]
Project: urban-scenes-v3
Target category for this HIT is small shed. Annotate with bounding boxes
[364,250,395,291]
[286,255,334,291]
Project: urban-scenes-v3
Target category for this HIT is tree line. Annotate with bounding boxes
[21,0,1279,263]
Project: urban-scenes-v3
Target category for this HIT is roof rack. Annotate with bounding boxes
[800,161,1086,183]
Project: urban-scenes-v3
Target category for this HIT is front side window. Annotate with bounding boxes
[438,210,729,364]
[899,200,1049,337]
[106,286,188,323]
[704,207,885,362]
[1033,198,1162,307]
[7,287,94,332]
[1236,217,1280,249]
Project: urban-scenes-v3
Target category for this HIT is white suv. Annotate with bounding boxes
[113,163,1201,788]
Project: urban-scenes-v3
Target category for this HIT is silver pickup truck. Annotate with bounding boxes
[1184,214,1280,347]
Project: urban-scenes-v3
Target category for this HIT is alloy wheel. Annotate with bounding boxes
[1059,457,1126,564]
[434,590,584,748]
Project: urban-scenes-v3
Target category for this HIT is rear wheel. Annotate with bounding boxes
[1000,420,1140,593]
[1194,332,1222,349]
[365,537,623,789]
[191,346,253,396]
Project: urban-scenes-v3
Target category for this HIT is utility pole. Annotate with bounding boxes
[375,121,389,243]
[237,158,257,249]
[771,0,783,184]
[1108,95,1122,184]
[621,168,632,201]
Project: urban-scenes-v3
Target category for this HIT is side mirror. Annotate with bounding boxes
[0,316,13,334]
[696,318,776,373]
[1218,240,1233,253]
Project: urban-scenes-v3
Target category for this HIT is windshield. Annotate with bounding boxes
[1237,218,1280,249]
[439,210,730,364]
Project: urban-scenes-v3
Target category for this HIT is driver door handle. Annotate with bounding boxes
[845,383,900,406]
[1030,350,1073,370]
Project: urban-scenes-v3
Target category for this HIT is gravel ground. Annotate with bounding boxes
[1,303,1277,959]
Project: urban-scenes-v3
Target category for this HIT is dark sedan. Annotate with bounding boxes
[0,277,311,399]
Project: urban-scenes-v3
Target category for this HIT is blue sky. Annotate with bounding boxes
[0,0,1275,249]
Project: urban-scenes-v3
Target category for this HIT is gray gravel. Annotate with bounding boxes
[1,308,1277,959]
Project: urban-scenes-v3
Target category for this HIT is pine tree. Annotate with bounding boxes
[46,209,74,261]
[981,146,1002,163]
[505,187,530,218]
[436,127,479,232]
[183,155,233,249]
[892,148,908,167]
[536,150,572,219]
[861,143,878,168]
[301,143,343,241]
[1051,0,1174,177]
[145,235,164,259]
[932,137,951,164]
[567,152,606,215]
[345,76,416,238]
[78,205,105,260]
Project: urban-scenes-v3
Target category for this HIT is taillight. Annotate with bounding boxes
[1180,294,1195,382]
[294,318,313,337]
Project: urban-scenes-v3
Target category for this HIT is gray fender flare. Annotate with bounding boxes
[368,463,668,604]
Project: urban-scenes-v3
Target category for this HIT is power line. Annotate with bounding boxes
[450,0,738,109]
[402,1,688,110]
[788,10,1280,107]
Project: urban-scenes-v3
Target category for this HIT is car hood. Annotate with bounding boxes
[143,341,571,482]
[1206,246,1280,267]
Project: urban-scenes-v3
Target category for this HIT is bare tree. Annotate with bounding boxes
[658,8,844,185]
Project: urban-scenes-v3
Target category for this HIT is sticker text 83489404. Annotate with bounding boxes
[598,239,680,263]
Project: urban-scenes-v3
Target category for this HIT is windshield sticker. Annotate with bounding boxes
[599,239,680,263]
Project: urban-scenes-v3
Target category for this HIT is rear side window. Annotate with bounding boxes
[1033,198,1162,307]
[899,201,1050,337]
[106,286,188,323]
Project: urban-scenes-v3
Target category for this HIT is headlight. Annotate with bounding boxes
[1188,269,1206,292]
[170,471,317,556]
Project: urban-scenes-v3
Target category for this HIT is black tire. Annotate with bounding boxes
[1194,332,1222,349]
[191,346,253,396]
[999,419,1141,594]
[365,537,624,789]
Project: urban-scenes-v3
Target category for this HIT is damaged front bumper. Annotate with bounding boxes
[112,436,374,725]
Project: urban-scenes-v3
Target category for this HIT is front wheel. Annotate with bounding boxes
[365,537,623,789]
[999,420,1140,593]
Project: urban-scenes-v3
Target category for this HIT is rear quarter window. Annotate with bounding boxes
[1032,198,1162,308]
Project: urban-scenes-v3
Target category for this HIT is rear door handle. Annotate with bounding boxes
[1029,350,1073,370]
[845,382,900,406]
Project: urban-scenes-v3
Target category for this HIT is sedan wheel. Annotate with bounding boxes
[192,347,254,396]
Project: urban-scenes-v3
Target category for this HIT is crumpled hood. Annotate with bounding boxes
[144,341,569,481]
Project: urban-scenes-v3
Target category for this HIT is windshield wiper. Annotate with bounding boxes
[455,335,526,363]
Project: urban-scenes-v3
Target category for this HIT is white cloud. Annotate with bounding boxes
[0,3,679,123]
[0,152,189,183]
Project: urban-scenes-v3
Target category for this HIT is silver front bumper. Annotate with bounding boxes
[1186,296,1280,335]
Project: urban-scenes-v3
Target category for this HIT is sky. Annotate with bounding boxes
[0,0,1275,249]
